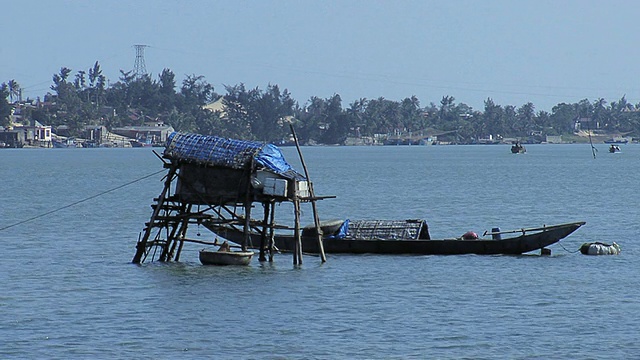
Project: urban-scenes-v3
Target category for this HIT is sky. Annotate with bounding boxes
[3,0,640,112]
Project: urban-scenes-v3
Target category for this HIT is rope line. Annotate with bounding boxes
[558,242,581,254]
[0,169,166,232]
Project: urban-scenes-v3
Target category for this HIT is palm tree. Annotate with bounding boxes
[8,80,20,103]
[0,83,11,127]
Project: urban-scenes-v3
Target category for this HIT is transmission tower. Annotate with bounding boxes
[133,44,148,78]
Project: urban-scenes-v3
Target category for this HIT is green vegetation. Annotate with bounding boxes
[0,84,11,128]
[3,61,640,144]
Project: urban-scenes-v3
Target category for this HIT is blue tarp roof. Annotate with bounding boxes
[164,132,305,180]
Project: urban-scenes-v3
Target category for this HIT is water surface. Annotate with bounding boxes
[1,144,637,359]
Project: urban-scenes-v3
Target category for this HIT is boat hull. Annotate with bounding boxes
[206,222,585,256]
[199,250,254,265]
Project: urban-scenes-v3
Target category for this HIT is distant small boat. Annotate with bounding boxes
[476,138,500,145]
[609,145,621,153]
[604,138,628,144]
[130,139,152,147]
[53,138,81,148]
[199,249,254,265]
[511,142,526,154]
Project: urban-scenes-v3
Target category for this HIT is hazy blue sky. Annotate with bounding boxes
[3,0,639,112]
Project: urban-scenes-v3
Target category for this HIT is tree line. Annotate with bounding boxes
[2,61,640,144]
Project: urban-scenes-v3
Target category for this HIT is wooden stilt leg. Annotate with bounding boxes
[159,223,178,262]
[172,204,192,262]
[174,216,190,262]
[293,199,302,265]
[132,165,177,264]
[268,200,276,262]
[160,203,190,261]
[259,202,270,262]
[243,201,252,252]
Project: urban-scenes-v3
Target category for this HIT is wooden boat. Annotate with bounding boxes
[199,249,254,265]
[204,220,585,256]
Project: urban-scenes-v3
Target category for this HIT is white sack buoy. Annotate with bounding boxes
[580,242,621,255]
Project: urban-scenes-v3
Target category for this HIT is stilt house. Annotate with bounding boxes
[132,132,328,265]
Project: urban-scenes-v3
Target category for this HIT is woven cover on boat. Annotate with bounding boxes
[347,219,425,240]
[163,132,305,179]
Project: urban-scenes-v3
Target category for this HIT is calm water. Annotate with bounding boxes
[1,144,638,359]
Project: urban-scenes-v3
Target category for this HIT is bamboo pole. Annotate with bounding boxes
[481,222,581,237]
[307,182,325,262]
[289,124,326,263]
[179,237,244,248]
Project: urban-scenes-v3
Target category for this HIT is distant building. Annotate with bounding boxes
[0,130,25,148]
[546,135,563,144]
[82,125,109,143]
[202,97,226,114]
[54,125,72,137]
[13,120,52,147]
[111,124,175,144]
[575,117,599,131]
